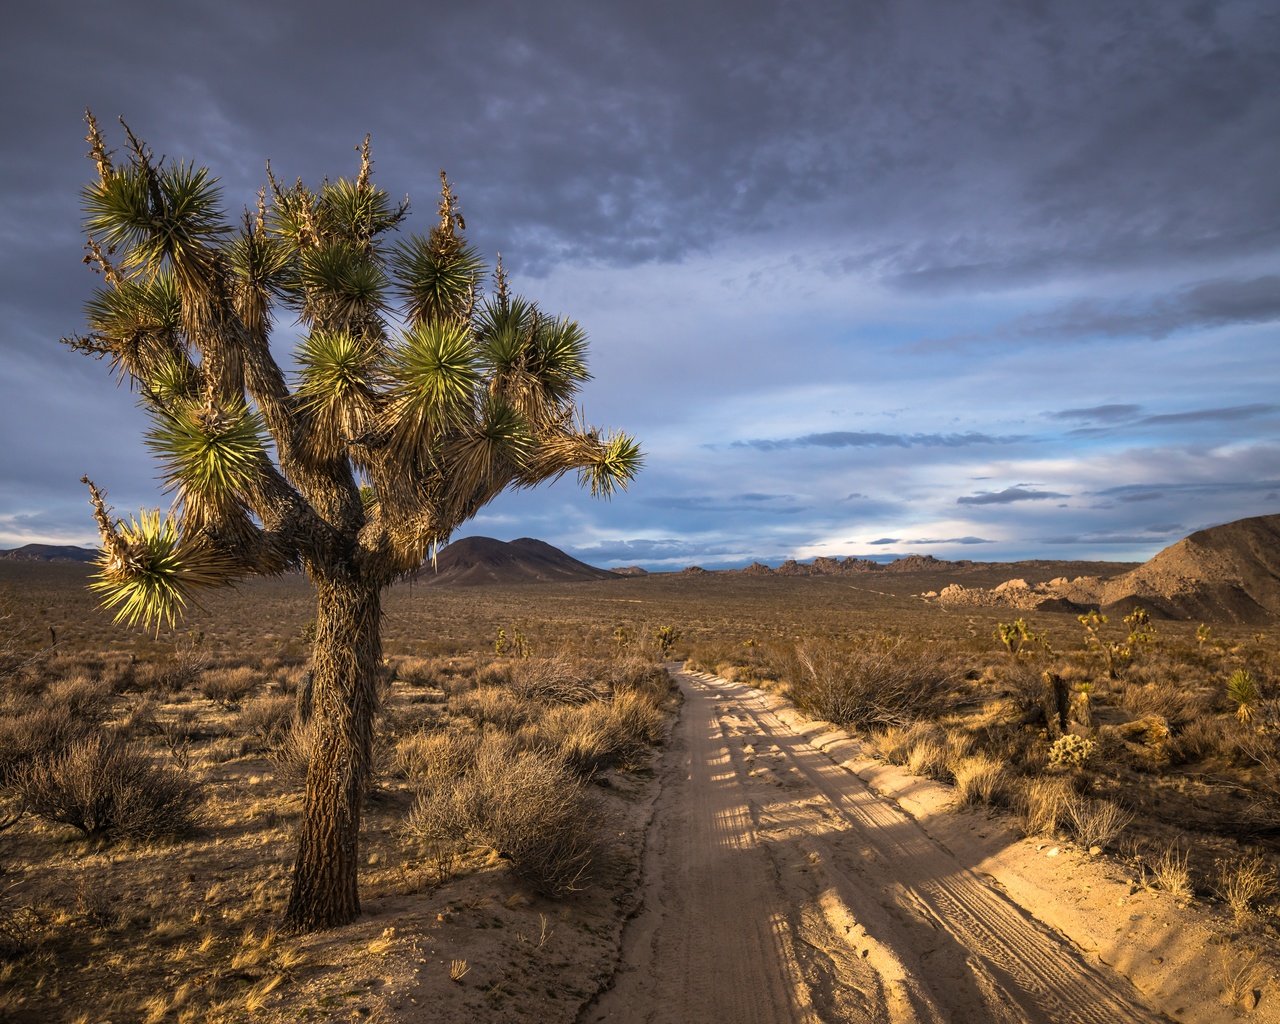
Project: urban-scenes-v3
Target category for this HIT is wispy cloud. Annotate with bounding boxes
[1049,404,1142,422]
[732,431,1027,452]
[957,485,1069,506]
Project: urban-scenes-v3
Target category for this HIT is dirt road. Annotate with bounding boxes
[582,667,1171,1024]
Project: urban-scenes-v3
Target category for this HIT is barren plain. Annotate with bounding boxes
[1,558,1277,1022]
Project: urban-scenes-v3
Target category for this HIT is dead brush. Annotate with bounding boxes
[1214,852,1278,922]
[392,728,481,787]
[505,657,600,705]
[1015,776,1072,837]
[952,753,1006,806]
[1062,795,1132,850]
[15,733,203,841]
[404,734,603,896]
[236,694,295,750]
[1142,842,1193,903]
[783,637,958,729]
[0,703,93,784]
[198,666,259,709]
[456,686,537,731]
[872,721,942,766]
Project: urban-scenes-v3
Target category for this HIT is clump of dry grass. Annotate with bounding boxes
[952,753,1006,806]
[1144,842,1193,903]
[456,686,537,731]
[1015,776,1072,837]
[0,703,94,783]
[393,727,481,786]
[1214,852,1278,922]
[198,666,259,708]
[236,694,295,750]
[1061,795,1131,850]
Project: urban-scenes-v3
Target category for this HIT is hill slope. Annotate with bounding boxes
[1101,513,1280,622]
[419,536,619,586]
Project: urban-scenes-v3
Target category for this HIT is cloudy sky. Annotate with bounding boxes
[3,0,1278,569]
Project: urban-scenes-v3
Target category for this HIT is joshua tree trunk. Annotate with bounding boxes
[285,570,382,930]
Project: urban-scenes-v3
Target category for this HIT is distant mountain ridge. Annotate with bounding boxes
[0,544,97,563]
[421,536,619,586]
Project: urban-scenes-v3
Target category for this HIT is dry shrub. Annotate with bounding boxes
[872,721,941,765]
[1062,795,1131,850]
[237,695,295,750]
[952,753,1006,805]
[16,733,202,841]
[475,661,511,688]
[116,694,160,737]
[199,666,260,709]
[405,735,601,896]
[395,657,448,689]
[45,675,115,721]
[784,638,957,729]
[0,704,93,784]
[456,686,536,731]
[1169,716,1233,763]
[905,737,950,781]
[1120,679,1208,728]
[607,658,672,702]
[1145,842,1193,903]
[506,657,599,705]
[269,716,322,785]
[393,728,481,786]
[522,688,666,776]
[0,888,41,961]
[1016,776,1073,836]
[1215,852,1278,922]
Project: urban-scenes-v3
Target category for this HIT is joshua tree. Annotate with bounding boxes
[64,114,641,930]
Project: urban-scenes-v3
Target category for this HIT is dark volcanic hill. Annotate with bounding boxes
[420,537,619,586]
[1101,513,1280,623]
[0,544,97,563]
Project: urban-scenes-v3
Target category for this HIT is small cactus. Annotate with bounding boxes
[1048,733,1096,770]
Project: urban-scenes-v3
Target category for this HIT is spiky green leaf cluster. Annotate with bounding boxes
[384,321,482,456]
[146,399,267,517]
[390,234,485,325]
[83,162,226,278]
[579,431,643,498]
[89,509,234,631]
[295,330,380,456]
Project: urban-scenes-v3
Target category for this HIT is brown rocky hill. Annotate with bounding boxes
[418,537,619,586]
[1100,513,1280,623]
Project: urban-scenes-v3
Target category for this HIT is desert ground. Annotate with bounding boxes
[1,557,1277,1022]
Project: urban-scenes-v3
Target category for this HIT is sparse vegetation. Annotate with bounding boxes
[1,550,1278,1021]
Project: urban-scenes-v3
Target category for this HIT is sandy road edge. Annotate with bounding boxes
[696,669,1278,1024]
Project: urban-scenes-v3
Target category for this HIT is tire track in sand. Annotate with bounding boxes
[583,667,1172,1024]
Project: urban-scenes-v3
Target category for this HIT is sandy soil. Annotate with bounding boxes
[583,666,1277,1024]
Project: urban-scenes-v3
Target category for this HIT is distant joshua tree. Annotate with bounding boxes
[64,113,641,930]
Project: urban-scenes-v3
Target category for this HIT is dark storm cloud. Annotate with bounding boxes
[1019,276,1280,341]
[732,431,1026,452]
[4,0,1280,562]
[957,486,1070,506]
